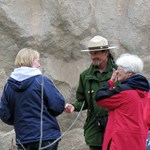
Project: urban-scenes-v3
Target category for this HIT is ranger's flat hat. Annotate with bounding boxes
[81,36,116,52]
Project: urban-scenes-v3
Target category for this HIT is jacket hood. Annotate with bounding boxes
[122,74,149,92]
[8,67,42,91]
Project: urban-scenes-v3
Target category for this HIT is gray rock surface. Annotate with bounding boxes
[0,0,149,149]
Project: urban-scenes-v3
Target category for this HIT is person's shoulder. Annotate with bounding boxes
[80,64,94,76]
[116,83,133,92]
[35,75,51,84]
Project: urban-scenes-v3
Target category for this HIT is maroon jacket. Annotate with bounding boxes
[95,74,149,150]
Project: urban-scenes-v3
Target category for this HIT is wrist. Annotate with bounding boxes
[108,80,115,88]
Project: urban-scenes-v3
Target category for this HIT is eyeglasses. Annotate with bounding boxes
[117,67,124,71]
[117,67,134,74]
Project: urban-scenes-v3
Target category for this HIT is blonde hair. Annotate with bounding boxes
[15,48,40,67]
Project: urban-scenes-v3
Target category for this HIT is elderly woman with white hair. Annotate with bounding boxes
[95,53,149,150]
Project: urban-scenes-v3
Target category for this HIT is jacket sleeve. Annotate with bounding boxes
[143,92,150,129]
[43,76,65,116]
[0,85,14,125]
[95,83,128,110]
[72,74,88,111]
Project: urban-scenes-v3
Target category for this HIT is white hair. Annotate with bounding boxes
[116,53,143,74]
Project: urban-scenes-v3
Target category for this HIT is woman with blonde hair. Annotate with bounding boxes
[0,48,65,150]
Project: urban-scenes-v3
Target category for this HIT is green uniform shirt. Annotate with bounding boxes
[72,55,117,146]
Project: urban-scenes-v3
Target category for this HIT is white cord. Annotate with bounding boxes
[38,74,44,150]
[16,139,26,150]
[39,101,85,150]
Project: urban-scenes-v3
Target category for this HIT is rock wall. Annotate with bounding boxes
[0,0,149,149]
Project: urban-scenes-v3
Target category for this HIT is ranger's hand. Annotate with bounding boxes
[65,103,75,113]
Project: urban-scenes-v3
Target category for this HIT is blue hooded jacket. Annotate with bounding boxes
[0,67,65,144]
